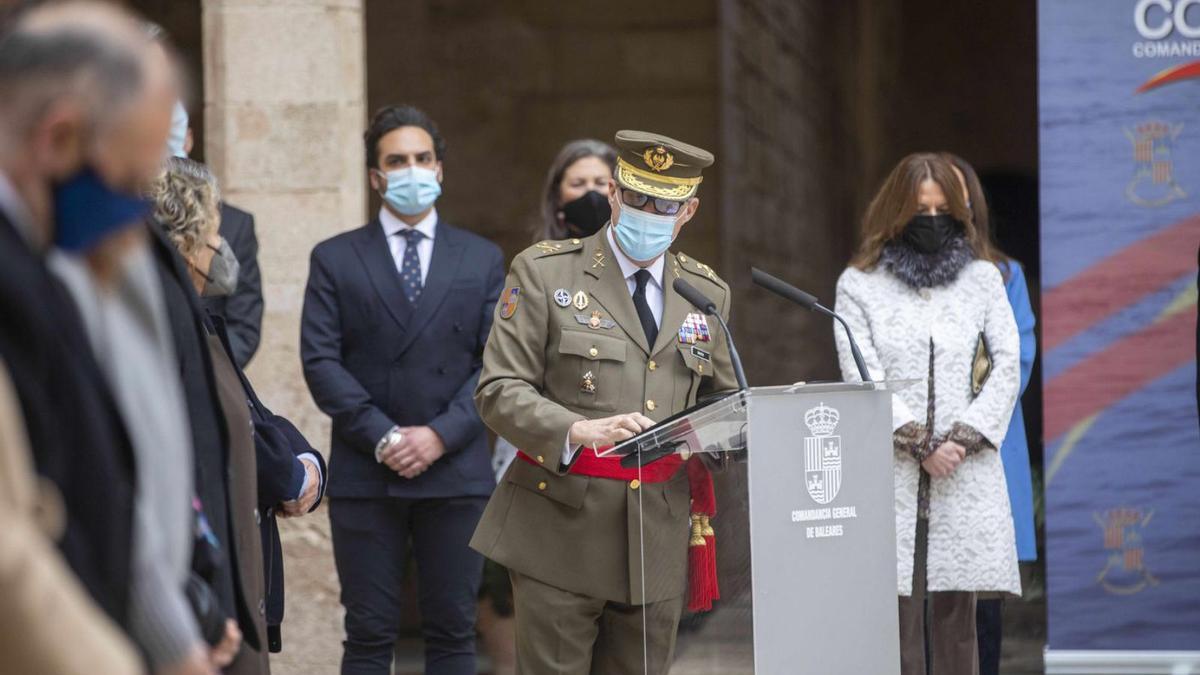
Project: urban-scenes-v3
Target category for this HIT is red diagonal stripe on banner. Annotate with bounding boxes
[1044,309,1196,442]
[1042,217,1200,350]
[1136,59,1200,93]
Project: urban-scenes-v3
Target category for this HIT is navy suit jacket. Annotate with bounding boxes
[301,217,504,499]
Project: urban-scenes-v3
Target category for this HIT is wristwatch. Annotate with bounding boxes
[374,426,404,463]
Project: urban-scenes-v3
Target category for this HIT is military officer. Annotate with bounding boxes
[471,130,736,675]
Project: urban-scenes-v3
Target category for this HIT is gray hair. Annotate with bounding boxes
[0,2,146,143]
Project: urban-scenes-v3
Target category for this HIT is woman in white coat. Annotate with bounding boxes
[834,153,1021,675]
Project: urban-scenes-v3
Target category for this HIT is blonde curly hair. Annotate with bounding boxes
[152,157,220,260]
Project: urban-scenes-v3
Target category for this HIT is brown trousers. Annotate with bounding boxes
[898,518,979,675]
[510,570,681,675]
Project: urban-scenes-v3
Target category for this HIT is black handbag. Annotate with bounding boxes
[184,572,227,647]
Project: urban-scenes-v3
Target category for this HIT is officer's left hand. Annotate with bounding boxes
[389,426,446,479]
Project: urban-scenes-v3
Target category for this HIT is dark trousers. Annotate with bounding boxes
[976,598,1003,675]
[898,518,979,675]
[330,496,487,675]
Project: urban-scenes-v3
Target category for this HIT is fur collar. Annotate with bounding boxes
[879,236,975,289]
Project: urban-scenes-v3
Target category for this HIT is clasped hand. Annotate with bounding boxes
[380,426,446,479]
[921,440,966,478]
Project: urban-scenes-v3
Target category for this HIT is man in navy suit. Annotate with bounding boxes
[301,104,505,675]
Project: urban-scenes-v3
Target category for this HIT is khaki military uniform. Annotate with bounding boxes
[470,227,735,673]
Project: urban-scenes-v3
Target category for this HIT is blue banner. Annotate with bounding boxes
[1039,0,1200,655]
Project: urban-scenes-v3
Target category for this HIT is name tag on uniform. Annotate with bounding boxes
[690,346,711,362]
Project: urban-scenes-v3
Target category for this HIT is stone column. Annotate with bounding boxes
[202,2,364,671]
[202,0,364,448]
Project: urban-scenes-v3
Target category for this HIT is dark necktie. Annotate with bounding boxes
[398,228,425,304]
[632,268,658,347]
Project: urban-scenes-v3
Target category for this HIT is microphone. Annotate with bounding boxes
[672,278,748,390]
[750,267,873,383]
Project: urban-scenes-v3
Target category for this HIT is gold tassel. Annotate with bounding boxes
[689,514,706,546]
[700,515,714,537]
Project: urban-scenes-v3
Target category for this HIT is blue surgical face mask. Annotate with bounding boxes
[378,166,442,216]
[53,167,152,253]
[166,100,189,158]
[614,202,678,262]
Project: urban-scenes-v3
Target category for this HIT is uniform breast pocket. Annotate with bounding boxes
[673,342,712,410]
[557,329,627,413]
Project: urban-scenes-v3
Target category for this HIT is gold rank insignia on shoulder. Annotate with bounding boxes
[534,241,562,254]
[572,291,589,311]
[575,311,615,330]
[580,370,596,395]
[696,262,717,281]
[592,250,606,269]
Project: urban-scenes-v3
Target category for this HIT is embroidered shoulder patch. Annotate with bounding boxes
[499,287,521,319]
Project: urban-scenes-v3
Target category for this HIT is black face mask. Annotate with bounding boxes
[560,190,611,237]
[901,214,962,254]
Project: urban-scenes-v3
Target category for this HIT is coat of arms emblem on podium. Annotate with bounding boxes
[803,403,842,505]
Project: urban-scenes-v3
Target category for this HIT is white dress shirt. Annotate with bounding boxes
[380,206,437,284]
[561,226,668,464]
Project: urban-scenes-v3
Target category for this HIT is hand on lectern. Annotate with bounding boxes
[569,413,655,447]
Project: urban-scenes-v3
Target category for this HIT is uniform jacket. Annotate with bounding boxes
[835,259,1022,595]
[470,228,737,605]
[301,218,505,499]
[202,202,263,368]
[999,261,1037,562]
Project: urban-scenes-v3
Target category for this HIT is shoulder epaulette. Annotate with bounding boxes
[524,238,585,259]
[673,251,727,288]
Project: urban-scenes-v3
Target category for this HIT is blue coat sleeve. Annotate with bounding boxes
[428,243,506,452]
[301,246,397,454]
[1004,261,1037,396]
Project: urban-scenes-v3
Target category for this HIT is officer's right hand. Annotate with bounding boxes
[568,413,656,447]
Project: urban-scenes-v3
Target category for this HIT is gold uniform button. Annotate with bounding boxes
[588,347,599,358]
[697,364,704,374]
[648,360,657,371]
[537,481,547,491]
[646,399,656,412]
[679,255,689,263]
[536,455,545,464]
[629,479,641,490]
[572,238,581,245]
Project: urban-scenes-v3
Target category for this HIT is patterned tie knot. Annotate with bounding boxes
[400,228,425,244]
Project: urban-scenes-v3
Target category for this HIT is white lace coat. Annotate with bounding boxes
[834,260,1022,596]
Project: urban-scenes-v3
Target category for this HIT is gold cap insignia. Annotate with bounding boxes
[643,145,674,173]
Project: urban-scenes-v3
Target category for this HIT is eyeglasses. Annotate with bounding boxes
[620,189,683,216]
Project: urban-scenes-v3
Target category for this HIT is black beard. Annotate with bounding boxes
[879,236,975,289]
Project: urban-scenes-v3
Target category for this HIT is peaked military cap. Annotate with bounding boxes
[614,129,714,201]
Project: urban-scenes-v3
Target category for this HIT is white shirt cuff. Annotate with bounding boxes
[296,453,321,499]
[562,432,581,466]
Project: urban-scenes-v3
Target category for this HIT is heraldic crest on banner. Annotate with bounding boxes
[803,403,842,505]
[1124,121,1187,207]
[1094,507,1159,596]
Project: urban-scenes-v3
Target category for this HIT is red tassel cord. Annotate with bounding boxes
[686,458,719,612]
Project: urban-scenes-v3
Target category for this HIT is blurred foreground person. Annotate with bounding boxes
[0,0,156,649]
[0,357,142,675]
[835,153,1021,675]
[154,157,326,672]
[943,153,1038,675]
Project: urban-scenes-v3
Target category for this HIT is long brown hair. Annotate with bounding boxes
[940,152,1014,274]
[850,152,1002,269]
[536,139,617,242]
